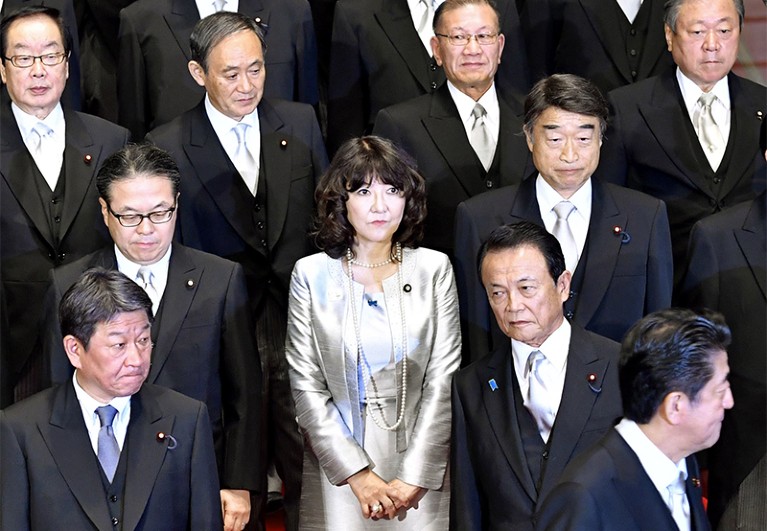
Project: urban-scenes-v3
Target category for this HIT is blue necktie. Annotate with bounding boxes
[96,405,120,482]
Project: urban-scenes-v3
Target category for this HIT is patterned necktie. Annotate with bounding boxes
[526,350,555,443]
[470,103,494,172]
[552,201,578,273]
[695,92,725,171]
[667,471,691,531]
[96,405,120,482]
[232,123,259,195]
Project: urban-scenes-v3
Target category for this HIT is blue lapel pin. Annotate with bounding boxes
[488,378,498,392]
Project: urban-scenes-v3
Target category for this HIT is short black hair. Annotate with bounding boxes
[60,268,153,349]
[96,143,181,202]
[620,308,731,424]
[477,221,565,283]
[1,5,71,61]
[190,11,266,72]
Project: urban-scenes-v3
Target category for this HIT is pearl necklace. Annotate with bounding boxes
[348,256,393,268]
[345,242,408,431]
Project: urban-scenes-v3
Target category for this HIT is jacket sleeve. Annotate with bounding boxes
[285,261,371,485]
[0,410,31,531]
[645,199,674,311]
[190,401,225,529]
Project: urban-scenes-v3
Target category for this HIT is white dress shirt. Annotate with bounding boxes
[195,0,238,18]
[448,80,500,146]
[115,244,172,315]
[511,318,571,422]
[677,68,731,148]
[536,175,592,269]
[616,418,691,530]
[73,371,132,454]
[12,102,66,189]
[205,95,262,188]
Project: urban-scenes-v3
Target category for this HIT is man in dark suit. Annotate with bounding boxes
[146,13,328,531]
[454,74,672,364]
[596,0,766,287]
[451,222,623,530]
[520,0,673,95]
[327,0,531,155]
[1,268,222,530]
[118,0,318,139]
[681,192,766,530]
[42,144,262,531]
[0,6,129,402]
[537,308,734,531]
[373,0,534,254]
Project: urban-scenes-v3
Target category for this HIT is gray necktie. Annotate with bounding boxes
[526,350,555,443]
[30,123,60,190]
[667,471,691,531]
[552,201,578,273]
[96,405,120,482]
[695,92,725,170]
[232,123,259,195]
[470,103,493,172]
[136,266,159,313]
[617,0,641,23]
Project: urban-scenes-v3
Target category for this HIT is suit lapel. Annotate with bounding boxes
[719,74,765,200]
[572,180,625,328]
[508,176,545,225]
[164,0,201,62]
[579,0,632,83]
[638,73,714,196]
[42,383,112,529]
[480,346,538,502]
[734,196,767,300]
[240,0,269,27]
[148,245,200,383]
[183,104,262,251]
[422,85,486,196]
[375,0,435,93]
[259,100,292,250]
[540,327,611,498]
[498,98,533,185]
[1,108,55,248]
[685,456,709,531]
[122,388,176,531]
[59,111,102,241]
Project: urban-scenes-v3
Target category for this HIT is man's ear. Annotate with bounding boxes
[188,60,206,88]
[63,335,84,370]
[659,391,688,426]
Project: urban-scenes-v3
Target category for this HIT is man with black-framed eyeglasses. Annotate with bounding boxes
[373,0,534,256]
[42,143,263,531]
[0,5,129,406]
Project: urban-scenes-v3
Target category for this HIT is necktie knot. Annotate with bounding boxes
[698,91,716,109]
[553,201,576,221]
[96,405,118,427]
[471,103,487,121]
[526,350,545,378]
[213,0,227,12]
[233,122,249,145]
[136,267,154,290]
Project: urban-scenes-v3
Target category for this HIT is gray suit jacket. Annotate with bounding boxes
[286,247,462,488]
[0,382,222,530]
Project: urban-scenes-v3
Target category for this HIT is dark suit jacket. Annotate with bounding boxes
[597,70,767,285]
[0,381,222,530]
[681,193,766,526]
[520,0,673,95]
[0,105,129,395]
[536,428,710,531]
[146,98,328,313]
[454,176,673,363]
[117,0,319,139]
[450,326,623,530]
[1,0,82,111]
[327,0,531,154]
[373,83,534,254]
[44,244,262,491]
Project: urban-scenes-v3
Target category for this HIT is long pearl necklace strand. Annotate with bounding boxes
[345,242,408,431]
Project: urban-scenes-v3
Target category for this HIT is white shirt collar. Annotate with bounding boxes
[114,243,172,284]
[676,67,731,118]
[447,80,500,143]
[511,317,571,376]
[72,370,132,452]
[615,418,689,495]
[204,94,261,158]
[12,101,65,148]
[535,174,593,222]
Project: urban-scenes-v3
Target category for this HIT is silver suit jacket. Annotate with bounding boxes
[286,247,461,489]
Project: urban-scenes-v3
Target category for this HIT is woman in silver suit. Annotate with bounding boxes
[286,136,461,529]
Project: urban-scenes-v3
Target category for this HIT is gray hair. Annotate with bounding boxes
[664,0,745,31]
[433,0,500,32]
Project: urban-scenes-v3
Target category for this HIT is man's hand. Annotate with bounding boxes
[221,489,250,531]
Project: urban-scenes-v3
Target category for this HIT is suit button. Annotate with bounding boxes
[261,239,267,248]
[629,49,637,57]
[630,29,637,36]
[54,216,61,223]
[430,63,437,71]
[257,221,265,230]
[112,517,119,526]
[430,81,438,90]
[565,311,574,319]
[50,198,58,204]
[631,70,637,78]
[110,495,118,502]
[486,180,493,189]
[542,450,549,460]
[58,253,66,262]
[254,203,262,212]
[712,177,721,184]
[709,198,717,207]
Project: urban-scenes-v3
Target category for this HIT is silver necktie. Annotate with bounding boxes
[695,92,725,171]
[96,405,120,482]
[232,123,259,195]
[30,123,60,190]
[526,350,555,443]
[552,201,578,273]
[470,103,494,172]
[617,0,642,23]
[667,472,691,531]
[136,266,159,313]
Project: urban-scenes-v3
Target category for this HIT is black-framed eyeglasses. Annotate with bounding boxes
[106,202,176,227]
[3,52,68,68]
[434,33,499,46]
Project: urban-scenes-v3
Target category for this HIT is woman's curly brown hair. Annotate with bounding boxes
[312,136,428,260]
